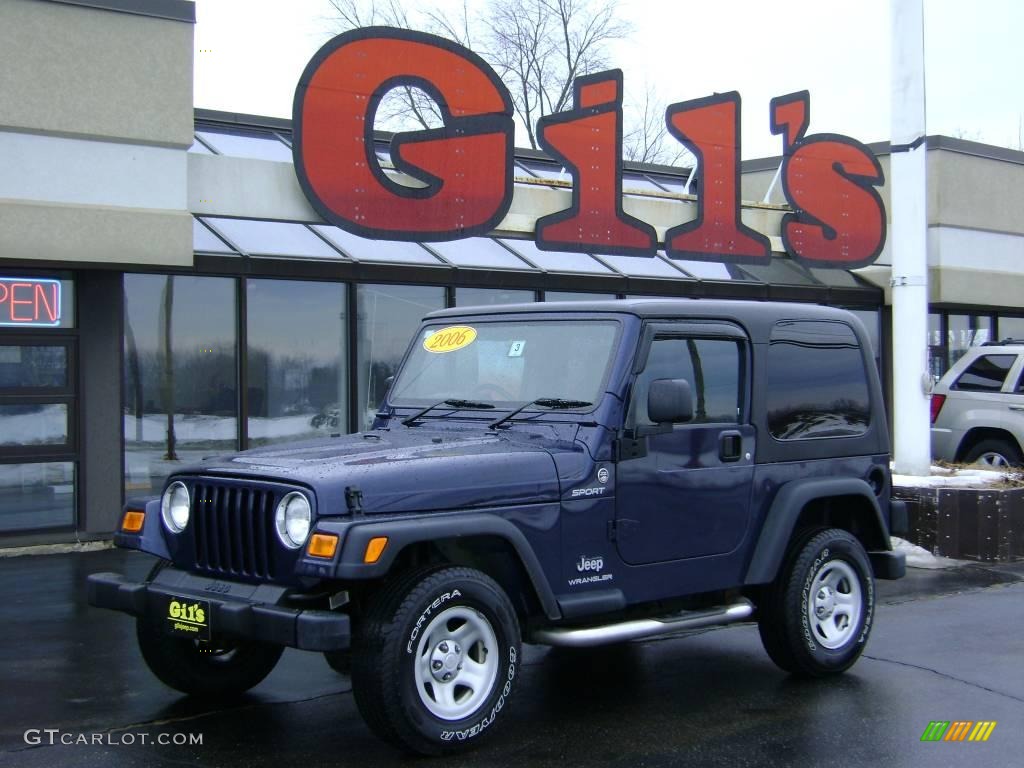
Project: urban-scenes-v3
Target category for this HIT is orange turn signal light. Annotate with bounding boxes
[307,533,339,559]
[121,510,145,533]
[364,536,388,564]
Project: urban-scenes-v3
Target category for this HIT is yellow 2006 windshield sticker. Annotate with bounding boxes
[424,325,477,353]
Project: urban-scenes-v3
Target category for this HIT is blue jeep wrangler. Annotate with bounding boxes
[88,299,907,754]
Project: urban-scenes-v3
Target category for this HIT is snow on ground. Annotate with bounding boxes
[891,536,963,569]
[892,464,1006,488]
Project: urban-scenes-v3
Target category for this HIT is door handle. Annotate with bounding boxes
[1009,405,1024,412]
[720,431,743,462]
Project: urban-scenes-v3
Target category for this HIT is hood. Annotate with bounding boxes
[186,427,575,516]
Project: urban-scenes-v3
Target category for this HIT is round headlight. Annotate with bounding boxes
[161,481,191,533]
[275,492,312,549]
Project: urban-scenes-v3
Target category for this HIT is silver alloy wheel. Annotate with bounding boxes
[976,451,1010,468]
[806,560,862,650]
[412,605,499,721]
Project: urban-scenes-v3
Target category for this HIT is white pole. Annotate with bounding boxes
[890,0,931,475]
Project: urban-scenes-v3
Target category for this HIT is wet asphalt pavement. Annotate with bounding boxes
[1,549,1022,768]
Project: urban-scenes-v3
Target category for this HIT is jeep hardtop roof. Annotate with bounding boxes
[427,299,863,344]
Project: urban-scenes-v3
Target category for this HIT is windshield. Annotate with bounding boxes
[390,319,621,409]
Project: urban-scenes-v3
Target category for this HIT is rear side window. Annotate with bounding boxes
[767,321,870,440]
[953,355,1016,392]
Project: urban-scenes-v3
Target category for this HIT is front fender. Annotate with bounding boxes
[114,497,170,560]
[304,512,562,620]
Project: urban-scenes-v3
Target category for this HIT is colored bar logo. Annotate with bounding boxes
[921,721,996,742]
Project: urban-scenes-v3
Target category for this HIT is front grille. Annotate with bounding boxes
[191,481,277,580]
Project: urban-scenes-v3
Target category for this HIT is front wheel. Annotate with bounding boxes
[757,528,875,677]
[351,566,521,755]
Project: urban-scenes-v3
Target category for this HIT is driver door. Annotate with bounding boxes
[614,323,755,565]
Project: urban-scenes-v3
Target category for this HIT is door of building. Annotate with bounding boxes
[0,334,78,534]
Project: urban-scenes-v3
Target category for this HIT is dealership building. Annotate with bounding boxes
[2,0,1023,545]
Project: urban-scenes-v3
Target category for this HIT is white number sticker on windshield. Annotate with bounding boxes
[508,341,525,358]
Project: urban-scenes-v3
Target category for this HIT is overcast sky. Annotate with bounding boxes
[193,0,1024,159]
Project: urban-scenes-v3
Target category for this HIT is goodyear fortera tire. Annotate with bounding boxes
[757,528,875,678]
[351,566,521,755]
[134,560,283,698]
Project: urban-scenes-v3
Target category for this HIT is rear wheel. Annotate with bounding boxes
[963,438,1023,468]
[351,566,521,755]
[758,528,875,677]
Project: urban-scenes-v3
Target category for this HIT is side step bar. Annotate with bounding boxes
[532,598,754,648]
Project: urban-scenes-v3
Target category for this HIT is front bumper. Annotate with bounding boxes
[86,568,350,652]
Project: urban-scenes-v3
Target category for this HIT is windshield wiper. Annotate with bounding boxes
[488,398,592,430]
[401,398,495,427]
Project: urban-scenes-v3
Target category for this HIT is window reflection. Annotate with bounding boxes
[997,316,1024,343]
[0,403,68,446]
[948,314,992,367]
[247,280,348,446]
[0,345,68,389]
[0,462,74,531]
[455,288,534,307]
[357,284,445,429]
[544,291,617,302]
[123,275,237,497]
[767,322,870,440]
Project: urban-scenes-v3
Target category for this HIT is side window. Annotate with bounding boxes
[767,321,870,440]
[631,336,741,426]
[953,354,1016,392]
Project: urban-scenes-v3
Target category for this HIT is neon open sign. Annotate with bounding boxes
[0,278,62,327]
[294,28,886,269]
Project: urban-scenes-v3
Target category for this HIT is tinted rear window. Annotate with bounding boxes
[953,355,1016,392]
[767,321,870,440]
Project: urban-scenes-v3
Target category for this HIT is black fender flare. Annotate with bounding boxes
[327,513,562,620]
[743,478,889,585]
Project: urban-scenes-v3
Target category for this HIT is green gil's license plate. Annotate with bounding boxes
[165,596,211,641]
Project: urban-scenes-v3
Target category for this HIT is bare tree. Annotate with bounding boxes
[327,0,687,167]
[481,0,629,148]
[623,82,693,168]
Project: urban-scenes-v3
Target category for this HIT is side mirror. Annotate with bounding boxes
[648,378,694,424]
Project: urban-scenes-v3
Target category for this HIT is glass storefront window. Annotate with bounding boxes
[544,291,617,302]
[0,345,69,389]
[948,314,992,368]
[998,316,1024,342]
[455,288,535,307]
[928,313,945,381]
[357,284,445,429]
[247,280,348,446]
[123,275,238,497]
[0,404,68,447]
[0,462,74,531]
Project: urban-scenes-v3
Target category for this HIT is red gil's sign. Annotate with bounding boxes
[294,27,886,269]
[0,278,62,327]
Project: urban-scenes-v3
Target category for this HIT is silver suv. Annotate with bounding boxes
[931,341,1024,467]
